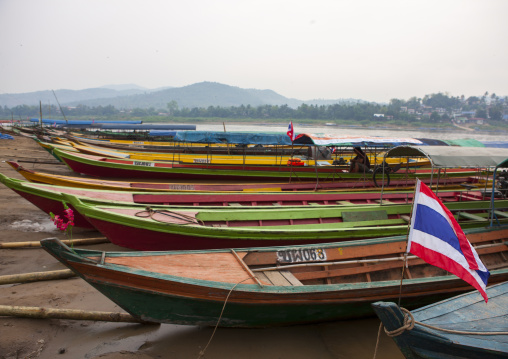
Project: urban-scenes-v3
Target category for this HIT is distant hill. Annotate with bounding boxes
[0,82,365,109]
[0,87,147,108]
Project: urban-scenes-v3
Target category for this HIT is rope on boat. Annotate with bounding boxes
[135,206,204,226]
[198,277,251,359]
[386,307,508,336]
[373,307,508,359]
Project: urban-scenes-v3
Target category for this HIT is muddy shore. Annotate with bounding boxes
[0,135,403,359]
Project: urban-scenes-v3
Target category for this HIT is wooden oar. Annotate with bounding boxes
[0,305,157,324]
[0,269,76,285]
[0,237,108,249]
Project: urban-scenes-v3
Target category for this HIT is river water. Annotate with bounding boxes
[197,122,508,142]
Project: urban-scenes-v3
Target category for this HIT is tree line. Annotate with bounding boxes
[2,92,506,123]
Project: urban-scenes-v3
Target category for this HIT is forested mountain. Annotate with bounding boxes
[0,82,361,109]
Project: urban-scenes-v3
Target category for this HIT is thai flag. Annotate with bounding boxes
[407,179,490,302]
[287,121,295,142]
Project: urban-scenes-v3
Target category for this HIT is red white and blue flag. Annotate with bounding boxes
[287,121,295,142]
[407,179,490,302]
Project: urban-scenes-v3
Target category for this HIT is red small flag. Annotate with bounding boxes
[287,121,295,142]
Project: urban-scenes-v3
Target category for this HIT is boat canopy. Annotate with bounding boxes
[30,119,142,125]
[384,145,508,168]
[443,138,485,147]
[384,145,508,227]
[293,133,423,146]
[482,141,508,148]
[96,124,196,130]
[173,131,427,146]
[174,131,295,145]
[148,130,178,137]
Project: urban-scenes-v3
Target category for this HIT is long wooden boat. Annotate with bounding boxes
[61,194,508,250]
[52,147,478,182]
[0,172,494,230]
[63,133,309,155]
[8,161,441,192]
[40,227,508,327]
[58,138,430,168]
[372,281,508,358]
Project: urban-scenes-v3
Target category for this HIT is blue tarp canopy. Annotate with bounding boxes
[482,141,508,148]
[30,119,142,125]
[0,133,14,140]
[174,131,294,145]
[91,124,196,130]
[149,130,178,137]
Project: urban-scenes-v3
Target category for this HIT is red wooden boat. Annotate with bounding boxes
[0,172,492,229]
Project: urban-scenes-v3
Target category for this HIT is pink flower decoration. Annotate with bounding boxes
[51,208,75,232]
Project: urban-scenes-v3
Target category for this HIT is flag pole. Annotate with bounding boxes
[289,139,294,183]
[397,177,420,306]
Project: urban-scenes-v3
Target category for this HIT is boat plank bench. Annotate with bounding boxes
[257,270,303,286]
[342,210,388,222]
[458,212,488,221]
[336,201,355,205]
[494,210,508,218]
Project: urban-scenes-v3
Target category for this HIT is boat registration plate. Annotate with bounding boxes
[277,248,327,263]
[194,159,211,163]
[133,161,155,167]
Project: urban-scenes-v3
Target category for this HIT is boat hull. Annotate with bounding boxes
[69,196,508,251]
[372,282,508,358]
[40,233,508,328]
[54,148,476,183]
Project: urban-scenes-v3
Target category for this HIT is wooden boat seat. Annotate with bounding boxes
[342,210,388,222]
[458,212,488,221]
[256,270,303,286]
[336,201,354,205]
[401,215,410,223]
[494,210,508,218]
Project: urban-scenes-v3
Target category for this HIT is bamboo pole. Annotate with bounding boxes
[0,305,156,324]
[0,269,76,285]
[0,237,108,249]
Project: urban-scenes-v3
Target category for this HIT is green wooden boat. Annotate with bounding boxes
[40,226,508,327]
[61,193,508,250]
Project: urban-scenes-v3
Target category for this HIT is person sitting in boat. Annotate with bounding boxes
[349,146,371,173]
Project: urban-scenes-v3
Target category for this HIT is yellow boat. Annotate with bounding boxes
[48,142,429,167]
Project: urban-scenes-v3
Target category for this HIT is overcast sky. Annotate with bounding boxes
[1,0,507,103]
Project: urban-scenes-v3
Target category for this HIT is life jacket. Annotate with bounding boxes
[287,158,305,166]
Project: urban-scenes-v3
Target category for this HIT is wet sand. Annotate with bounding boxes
[0,136,403,359]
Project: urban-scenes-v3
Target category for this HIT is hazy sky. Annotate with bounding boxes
[1,0,507,102]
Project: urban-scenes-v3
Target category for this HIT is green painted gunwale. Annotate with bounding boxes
[63,193,508,242]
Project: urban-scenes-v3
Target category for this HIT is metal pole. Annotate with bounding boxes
[490,166,498,227]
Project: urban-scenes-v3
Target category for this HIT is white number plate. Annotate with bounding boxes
[133,161,154,167]
[276,248,327,263]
